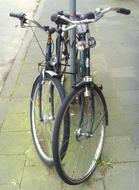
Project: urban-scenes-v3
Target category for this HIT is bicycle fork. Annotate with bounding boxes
[76,85,95,141]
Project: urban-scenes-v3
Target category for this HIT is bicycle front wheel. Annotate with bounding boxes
[30,73,65,166]
[53,83,108,184]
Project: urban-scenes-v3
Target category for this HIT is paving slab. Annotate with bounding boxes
[12,84,32,99]
[25,45,45,65]
[25,145,46,167]
[110,66,136,78]
[105,114,131,137]
[0,131,32,155]
[105,97,123,116]
[16,69,37,87]
[104,163,139,190]
[112,77,139,91]
[20,165,61,190]
[92,54,109,74]
[136,148,139,159]
[2,113,30,132]
[130,124,139,149]
[0,98,9,125]
[103,136,139,162]
[122,104,139,124]
[0,155,25,185]
[62,181,102,190]
[117,90,139,106]
[20,60,37,74]
[7,98,29,115]
[0,184,19,190]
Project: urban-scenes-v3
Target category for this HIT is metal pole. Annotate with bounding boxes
[69,0,76,87]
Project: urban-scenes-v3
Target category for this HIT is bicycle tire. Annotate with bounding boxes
[30,73,66,166]
[53,82,108,184]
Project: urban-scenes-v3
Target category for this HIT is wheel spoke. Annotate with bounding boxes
[53,85,107,184]
[30,75,65,166]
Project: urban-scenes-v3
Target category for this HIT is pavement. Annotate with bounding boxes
[0,0,40,92]
[0,0,139,189]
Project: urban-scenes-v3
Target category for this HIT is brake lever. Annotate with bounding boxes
[19,16,27,28]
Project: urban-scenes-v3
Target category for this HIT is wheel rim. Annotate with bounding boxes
[31,78,62,162]
[56,87,106,183]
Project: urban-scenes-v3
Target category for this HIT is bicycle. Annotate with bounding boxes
[9,12,72,166]
[52,7,131,184]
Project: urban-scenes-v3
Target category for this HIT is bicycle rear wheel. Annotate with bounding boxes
[30,73,66,166]
[53,83,108,184]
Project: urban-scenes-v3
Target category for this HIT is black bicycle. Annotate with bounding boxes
[52,7,131,184]
[9,12,71,166]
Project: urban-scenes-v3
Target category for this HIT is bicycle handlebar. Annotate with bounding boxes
[9,12,27,27]
[9,12,46,30]
[55,7,131,31]
[9,7,131,32]
[100,7,131,15]
[60,7,130,23]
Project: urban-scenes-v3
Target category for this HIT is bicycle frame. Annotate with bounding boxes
[45,27,69,79]
[76,24,92,81]
[56,30,63,75]
[45,32,52,67]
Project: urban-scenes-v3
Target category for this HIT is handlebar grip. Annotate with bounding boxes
[51,13,69,25]
[9,12,26,20]
[117,8,131,15]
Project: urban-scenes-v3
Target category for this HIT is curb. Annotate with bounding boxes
[0,0,45,98]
